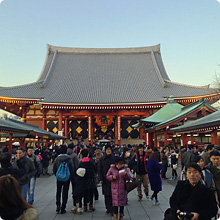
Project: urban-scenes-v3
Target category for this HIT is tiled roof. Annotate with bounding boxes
[0,44,216,104]
[171,110,220,132]
[0,118,66,139]
[147,98,218,131]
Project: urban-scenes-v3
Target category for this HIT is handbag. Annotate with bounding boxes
[126,178,138,193]
[173,164,178,170]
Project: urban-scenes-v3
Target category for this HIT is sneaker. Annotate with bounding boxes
[169,177,174,180]
[83,205,87,212]
[146,194,150,199]
[138,195,142,201]
[89,204,95,211]
[71,206,77,213]
[155,199,160,206]
[77,207,82,215]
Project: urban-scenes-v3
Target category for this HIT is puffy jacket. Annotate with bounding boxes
[106,164,130,206]
[53,154,74,180]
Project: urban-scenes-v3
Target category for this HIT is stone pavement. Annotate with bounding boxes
[34,166,178,220]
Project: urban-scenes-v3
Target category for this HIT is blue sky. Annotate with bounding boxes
[0,0,220,87]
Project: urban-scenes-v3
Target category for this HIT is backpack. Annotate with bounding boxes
[56,161,70,181]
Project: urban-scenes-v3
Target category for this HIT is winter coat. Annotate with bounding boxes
[12,156,35,185]
[67,148,79,170]
[169,180,217,220]
[79,157,96,190]
[0,207,38,220]
[147,158,162,191]
[0,162,25,180]
[106,165,130,206]
[98,153,115,195]
[53,154,74,180]
[132,151,149,175]
[41,151,50,168]
[206,163,220,201]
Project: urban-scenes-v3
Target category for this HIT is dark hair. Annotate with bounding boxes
[60,145,67,154]
[210,150,220,158]
[115,156,124,164]
[186,162,202,173]
[16,147,26,152]
[192,155,203,163]
[0,152,11,166]
[81,149,89,158]
[0,175,32,212]
[138,144,144,149]
[68,143,75,149]
[150,151,160,162]
[206,144,214,151]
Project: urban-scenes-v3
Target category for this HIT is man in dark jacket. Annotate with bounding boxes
[98,145,115,215]
[26,146,41,205]
[12,147,35,201]
[0,152,25,179]
[132,144,149,200]
[53,145,74,214]
[206,150,220,204]
[164,163,218,220]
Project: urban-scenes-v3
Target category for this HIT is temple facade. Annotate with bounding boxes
[0,44,219,145]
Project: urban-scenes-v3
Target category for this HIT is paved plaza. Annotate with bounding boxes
[33,166,177,220]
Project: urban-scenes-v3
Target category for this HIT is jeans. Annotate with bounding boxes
[21,183,29,201]
[28,176,36,204]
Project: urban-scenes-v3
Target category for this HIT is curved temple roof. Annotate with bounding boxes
[0,44,216,105]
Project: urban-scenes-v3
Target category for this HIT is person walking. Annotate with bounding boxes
[98,144,115,215]
[147,151,162,205]
[161,147,169,179]
[170,151,178,180]
[26,146,41,205]
[0,175,38,220]
[132,144,150,200]
[12,147,35,201]
[106,157,131,220]
[53,145,74,214]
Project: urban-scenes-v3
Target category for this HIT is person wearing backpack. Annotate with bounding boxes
[53,145,74,214]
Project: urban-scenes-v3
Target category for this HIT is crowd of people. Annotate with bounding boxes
[0,141,220,220]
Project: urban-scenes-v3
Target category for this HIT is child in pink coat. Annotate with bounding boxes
[106,157,131,220]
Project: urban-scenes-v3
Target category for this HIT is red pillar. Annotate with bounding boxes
[153,133,157,148]
[212,130,218,145]
[181,134,187,146]
[59,112,63,132]
[65,117,68,137]
[190,134,194,145]
[8,133,13,153]
[164,131,168,147]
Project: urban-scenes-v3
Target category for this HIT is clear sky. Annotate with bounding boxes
[0,0,220,87]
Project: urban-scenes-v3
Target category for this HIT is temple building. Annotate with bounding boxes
[0,44,219,145]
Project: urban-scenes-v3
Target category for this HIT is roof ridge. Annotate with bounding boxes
[41,50,57,88]
[151,51,166,87]
[47,44,161,54]
[0,81,43,91]
[165,80,211,89]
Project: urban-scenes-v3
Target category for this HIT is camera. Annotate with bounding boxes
[177,211,194,220]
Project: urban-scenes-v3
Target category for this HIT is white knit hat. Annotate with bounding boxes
[76,168,86,177]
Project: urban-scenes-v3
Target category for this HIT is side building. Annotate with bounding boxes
[0,44,219,145]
